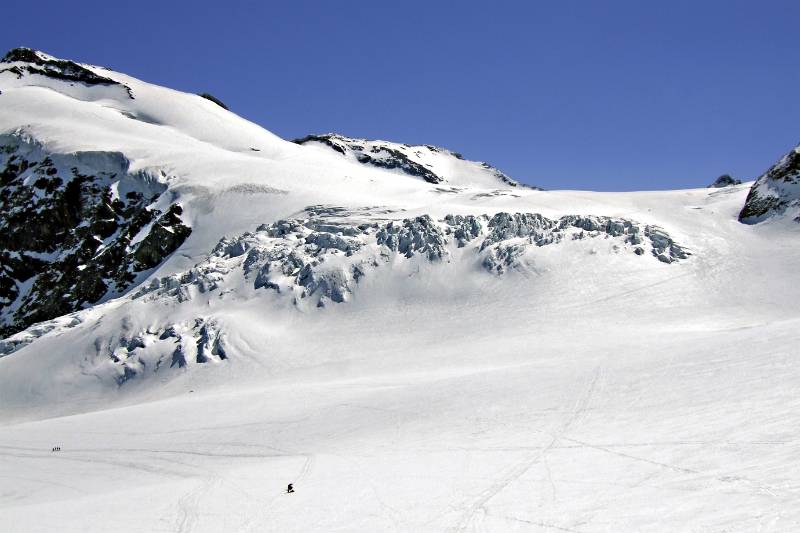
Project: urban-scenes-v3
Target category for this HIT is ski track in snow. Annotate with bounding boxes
[450,367,604,533]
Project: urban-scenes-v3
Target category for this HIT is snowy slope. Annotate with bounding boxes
[1,48,800,533]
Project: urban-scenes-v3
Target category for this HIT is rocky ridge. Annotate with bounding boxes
[0,47,133,98]
[294,133,539,189]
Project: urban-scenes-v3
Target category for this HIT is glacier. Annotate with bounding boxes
[0,48,799,533]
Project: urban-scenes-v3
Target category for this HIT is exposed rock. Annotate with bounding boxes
[295,134,443,184]
[1,47,133,97]
[132,204,192,270]
[0,133,191,338]
[708,174,741,188]
[293,133,541,189]
[198,92,228,110]
[739,145,800,223]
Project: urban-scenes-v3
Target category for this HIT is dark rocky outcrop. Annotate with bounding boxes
[295,134,444,184]
[198,92,228,110]
[739,145,800,223]
[708,174,741,188]
[1,47,133,97]
[293,133,541,189]
[0,134,191,338]
[132,204,192,270]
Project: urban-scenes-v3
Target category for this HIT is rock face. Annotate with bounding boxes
[1,47,133,97]
[198,92,228,110]
[0,133,191,337]
[293,133,540,189]
[739,145,800,223]
[708,174,741,188]
[133,206,690,310]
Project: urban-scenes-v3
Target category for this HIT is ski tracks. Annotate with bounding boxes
[236,453,315,533]
[449,366,604,533]
[175,475,216,533]
[296,453,315,483]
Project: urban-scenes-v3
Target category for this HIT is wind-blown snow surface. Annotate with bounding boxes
[1,50,800,532]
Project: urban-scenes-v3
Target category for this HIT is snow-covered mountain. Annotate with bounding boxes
[1,48,799,533]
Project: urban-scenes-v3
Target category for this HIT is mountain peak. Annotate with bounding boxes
[2,47,57,64]
[707,174,741,188]
[1,46,127,94]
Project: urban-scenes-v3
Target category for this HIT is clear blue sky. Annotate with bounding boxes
[3,0,799,190]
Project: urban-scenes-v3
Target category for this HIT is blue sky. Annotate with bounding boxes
[3,0,799,190]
